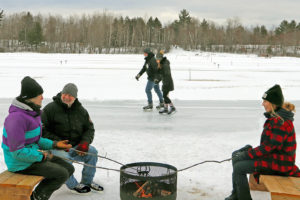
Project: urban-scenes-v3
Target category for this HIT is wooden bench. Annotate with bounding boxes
[0,170,44,200]
[249,174,300,200]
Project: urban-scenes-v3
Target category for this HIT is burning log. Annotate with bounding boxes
[133,181,150,197]
[161,190,171,196]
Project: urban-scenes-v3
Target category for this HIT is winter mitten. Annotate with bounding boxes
[76,141,89,152]
[232,151,250,165]
[135,74,140,81]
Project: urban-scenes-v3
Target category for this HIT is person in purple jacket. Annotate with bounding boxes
[1,76,75,200]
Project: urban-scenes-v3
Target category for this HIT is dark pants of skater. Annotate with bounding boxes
[163,90,172,104]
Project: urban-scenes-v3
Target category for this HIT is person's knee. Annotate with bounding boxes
[145,87,151,93]
[88,145,98,155]
[56,167,71,182]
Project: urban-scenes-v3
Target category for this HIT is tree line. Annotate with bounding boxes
[0,9,300,56]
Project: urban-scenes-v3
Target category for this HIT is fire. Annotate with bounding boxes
[134,182,153,198]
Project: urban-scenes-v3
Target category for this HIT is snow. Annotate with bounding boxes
[1,49,300,199]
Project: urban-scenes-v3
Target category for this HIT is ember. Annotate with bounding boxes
[120,162,177,200]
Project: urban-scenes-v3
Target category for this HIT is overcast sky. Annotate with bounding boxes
[1,0,299,29]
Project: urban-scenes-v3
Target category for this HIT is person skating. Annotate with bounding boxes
[135,48,164,110]
[42,83,104,194]
[225,84,300,200]
[1,76,74,200]
[155,50,176,115]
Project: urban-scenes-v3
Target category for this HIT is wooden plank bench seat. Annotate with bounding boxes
[249,174,300,200]
[0,170,44,200]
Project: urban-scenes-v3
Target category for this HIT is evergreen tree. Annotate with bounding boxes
[19,12,34,43]
[0,10,3,22]
[28,22,43,45]
[179,9,191,25]
[260,25,267,36]
[200,19,209,31]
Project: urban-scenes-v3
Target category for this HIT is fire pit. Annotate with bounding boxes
[120,162,177,200]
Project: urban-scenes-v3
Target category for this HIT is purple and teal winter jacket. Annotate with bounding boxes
[2,99,53,172]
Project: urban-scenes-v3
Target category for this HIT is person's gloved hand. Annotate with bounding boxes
[76,141,89,156]
[135,74,140,81]
[232,144,252,157]
[154,79,159,84]
[232,151,250,165]
[53,140,72,150]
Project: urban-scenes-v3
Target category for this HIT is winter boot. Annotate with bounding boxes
[168,106,176,115]
[156,102,164,109]
[159,106,168,114]
[87,182,104,192]
[143,103,153,110]
[71,184,91,194]
[224,192,238,200]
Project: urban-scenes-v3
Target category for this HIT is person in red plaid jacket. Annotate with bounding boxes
[225,84,300,200]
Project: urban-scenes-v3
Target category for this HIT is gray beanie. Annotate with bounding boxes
[62,83,78,98]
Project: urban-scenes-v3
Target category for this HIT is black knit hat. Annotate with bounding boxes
[262,84,284,107]
[19,76,43,100]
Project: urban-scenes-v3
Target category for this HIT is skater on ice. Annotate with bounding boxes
[135,48,164,110]
[155,50,176,115]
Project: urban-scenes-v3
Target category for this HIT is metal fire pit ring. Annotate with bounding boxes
[120,162,177,200]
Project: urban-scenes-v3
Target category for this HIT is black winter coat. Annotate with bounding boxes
[138,52,158,81]
[42,93,95,146]
[158,57,174,92]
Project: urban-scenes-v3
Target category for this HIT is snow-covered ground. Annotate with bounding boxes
[1,49,300,200]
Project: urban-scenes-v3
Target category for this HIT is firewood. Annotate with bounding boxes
[133,181,149,197]
[161,190,171,196]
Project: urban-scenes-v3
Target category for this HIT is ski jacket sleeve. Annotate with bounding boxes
[138,62,147,76]
[11,147,44,163]
[80,108,95,144]
[248,118,287,159]
[38,137,54,150]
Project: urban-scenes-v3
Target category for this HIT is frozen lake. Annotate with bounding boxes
[1,49,300,199]
[1,99,300,200]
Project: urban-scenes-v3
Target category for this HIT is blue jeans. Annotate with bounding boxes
[145,80,163,104]
[51,145,98,189]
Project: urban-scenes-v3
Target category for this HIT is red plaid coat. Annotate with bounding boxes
[248,109,300,181]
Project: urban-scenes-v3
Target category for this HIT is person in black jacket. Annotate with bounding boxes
[136,48,164,110]
[155,50,176,114]
[42,83,104,194]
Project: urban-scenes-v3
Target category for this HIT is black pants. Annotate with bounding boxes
[232,160,255,200]
[163,90,172,104]
[17,156,74,200]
